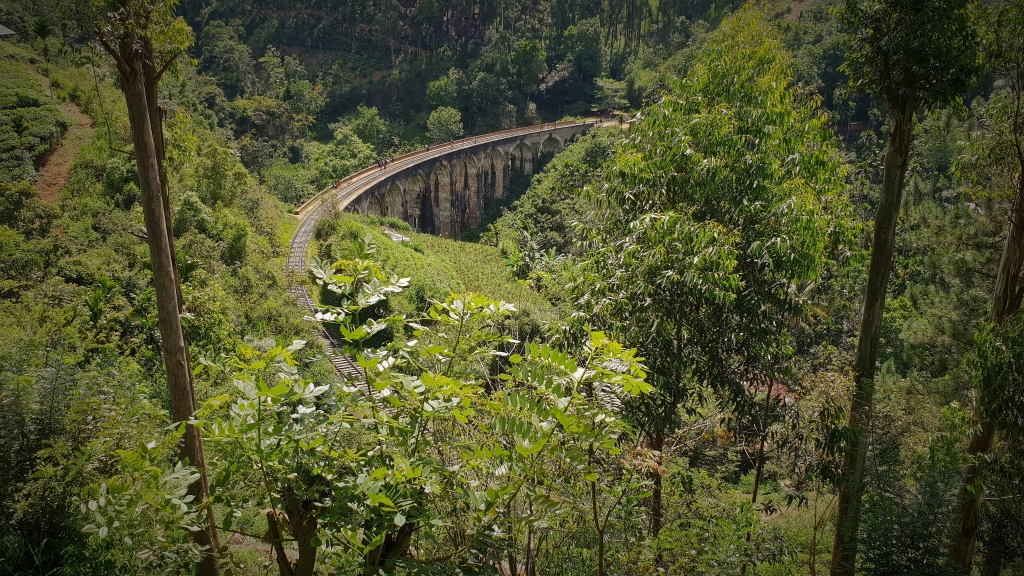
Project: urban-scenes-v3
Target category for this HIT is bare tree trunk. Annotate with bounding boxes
[986,174,1024,327]
[115,45,219,576]
[142,41,184,306]
[830,97,916,576]
[951,171,1024,574]
[649,431,664,538]
[139,40,222,567]
[589,443,607,576]
[742,376,774,576]
[266,511,295,576]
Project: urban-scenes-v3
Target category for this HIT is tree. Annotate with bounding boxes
[510,40,547,103]
[951,0,1024,571]
[574,6,850,552]
[198,20,257,99]
[427,106,464,143]
[258,46,287,96]
[285,79,325,138]
[31,17,53,97]
[829,0,982,574]
[76,236,652,576]
[348,104,395,153]
[565,18,603,81]
[309,124,377,185]
[61,1,221,573]
[426,68,462,109]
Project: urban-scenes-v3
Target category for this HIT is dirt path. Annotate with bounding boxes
[35,101,94,203]
[784,0,810,20]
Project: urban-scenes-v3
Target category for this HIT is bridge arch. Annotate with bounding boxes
[453,156,480,232]
[510,142,534,175]
[367,196,383,217]
[540,134,563,155]
[383,184,403,219]
[480,149,506,200]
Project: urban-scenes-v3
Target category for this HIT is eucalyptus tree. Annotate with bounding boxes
[951,0,1024,571]
[828,0,982,573]
[573,5,851,544]
[60,1,220,573]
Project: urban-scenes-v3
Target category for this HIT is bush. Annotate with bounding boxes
[172,190,215,237]
[0,180,57,238]
[308,125,376,186]
[426,106,464,144]
[264,160,316,206]
[101,156,140,210]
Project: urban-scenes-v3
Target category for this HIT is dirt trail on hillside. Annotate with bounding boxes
[35,101,94,203]
[783,0,809,20]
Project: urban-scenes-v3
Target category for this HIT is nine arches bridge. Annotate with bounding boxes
[286,118,610,275]
[284,118,612,378]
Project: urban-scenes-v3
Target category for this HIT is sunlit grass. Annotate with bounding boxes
[314,213,555,322]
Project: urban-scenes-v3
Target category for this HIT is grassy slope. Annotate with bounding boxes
[313,214,555,324]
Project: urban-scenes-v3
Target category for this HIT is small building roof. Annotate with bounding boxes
[0,24,16,36]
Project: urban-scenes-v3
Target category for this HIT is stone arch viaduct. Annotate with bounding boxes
[286,118,610,275]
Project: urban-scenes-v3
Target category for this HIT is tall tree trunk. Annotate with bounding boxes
[142,40,184,306]
[589,443,607,576]
[951,171,1024,574]
[830,97,916,576]
[284,486,319,576]
[741,376,774,576]
[115,46,219,576]
[139,39,222,567]
[650,430,664,565]
[649,432,664,537]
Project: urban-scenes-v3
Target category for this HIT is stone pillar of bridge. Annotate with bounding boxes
[482,150,506,200]
[474,169,485,228]
[462,160,480,230]
[495,155,506,198]
[431,165,453,238]
[405,175,425,232]
[451,163,464,238]
[511,143,533,176]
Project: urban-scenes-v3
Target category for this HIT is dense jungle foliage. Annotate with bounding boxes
[2,0,1024,574]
